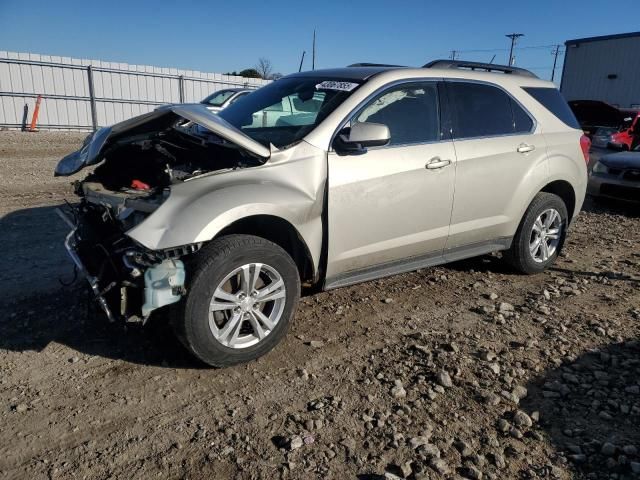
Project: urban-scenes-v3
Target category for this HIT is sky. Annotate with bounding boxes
[1,0,639,82]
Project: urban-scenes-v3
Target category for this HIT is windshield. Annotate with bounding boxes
[218,77,362,148]
[202,90,238,107]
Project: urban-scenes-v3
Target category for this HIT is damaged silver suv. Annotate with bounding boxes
[55,61,588,367]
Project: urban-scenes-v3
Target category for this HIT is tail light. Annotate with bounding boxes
[580,134,591,164]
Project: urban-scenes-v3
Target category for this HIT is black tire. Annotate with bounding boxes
[504,192,568,275]
[172,234,300,367]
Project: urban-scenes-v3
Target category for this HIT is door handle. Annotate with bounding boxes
[517,143,536,153]
[426,157,452,169]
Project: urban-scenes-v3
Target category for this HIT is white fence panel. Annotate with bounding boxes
[0,51,270,131]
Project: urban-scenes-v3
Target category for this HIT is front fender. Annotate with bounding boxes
[126,141,327,270]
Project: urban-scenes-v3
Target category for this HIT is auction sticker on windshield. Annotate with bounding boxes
[315,81,359,92]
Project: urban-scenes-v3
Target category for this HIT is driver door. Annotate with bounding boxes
[325,81,457,282]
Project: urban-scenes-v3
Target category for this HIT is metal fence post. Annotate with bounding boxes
[178,75,185,103]
[87,65,98,131]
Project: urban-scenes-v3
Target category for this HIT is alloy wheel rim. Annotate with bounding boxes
[208,263,286,349]
[529,208,562,263]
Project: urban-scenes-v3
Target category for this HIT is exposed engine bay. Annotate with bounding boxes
[56,104,271,323]
[88,124,260,192]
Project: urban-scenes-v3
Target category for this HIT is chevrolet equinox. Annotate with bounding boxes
[55,60,589,367]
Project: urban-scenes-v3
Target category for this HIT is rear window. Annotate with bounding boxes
[523,87,580,129]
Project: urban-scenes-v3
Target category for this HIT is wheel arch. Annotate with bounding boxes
[215,215,317,285]
[540,180,577,221]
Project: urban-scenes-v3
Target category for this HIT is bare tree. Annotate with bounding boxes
[255,58,273,80]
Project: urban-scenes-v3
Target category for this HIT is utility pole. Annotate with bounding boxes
[505,33,524,66]
[550,44,562,82]
[450,50,458,60]
[312,30,316,70]
[298,51,306,72]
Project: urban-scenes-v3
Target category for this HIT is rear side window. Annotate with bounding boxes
[522,87,580,129]
[447,82,533,139]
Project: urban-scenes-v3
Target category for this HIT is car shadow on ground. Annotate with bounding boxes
[1,287,203,369]
[0,204,203,369]
[582,195,640,218]
[522,339,640,478]
[1,200,637,371]
[446,196,639,276]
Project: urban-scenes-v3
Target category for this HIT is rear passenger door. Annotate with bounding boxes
[443,81,548,251]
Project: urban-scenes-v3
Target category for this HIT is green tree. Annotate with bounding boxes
[238,68,261,79]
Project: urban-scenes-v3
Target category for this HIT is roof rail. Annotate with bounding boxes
[423,60,538,78]
[348,63,406,68]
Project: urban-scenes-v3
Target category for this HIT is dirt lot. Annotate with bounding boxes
[0,131,639,480]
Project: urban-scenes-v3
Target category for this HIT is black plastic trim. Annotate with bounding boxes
[423,60,538,78]
[323,237,512,290]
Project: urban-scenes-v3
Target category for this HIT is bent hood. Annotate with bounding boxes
[54,104,270,176]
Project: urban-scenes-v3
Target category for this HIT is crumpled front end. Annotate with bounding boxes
[55,102,328,323]
[57,198,199,323]
[54,104,272,322]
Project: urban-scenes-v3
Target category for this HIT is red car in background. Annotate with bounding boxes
[570,100,640,151]
[610,109,640,150]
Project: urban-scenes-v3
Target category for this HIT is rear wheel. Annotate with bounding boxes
[173,234,300,367]
[504,192,568,274]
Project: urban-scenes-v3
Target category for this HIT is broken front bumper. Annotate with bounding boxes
[56,207,117,322]
[56,204,193,323]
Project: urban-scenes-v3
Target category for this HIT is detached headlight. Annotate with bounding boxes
[591,161,608,174]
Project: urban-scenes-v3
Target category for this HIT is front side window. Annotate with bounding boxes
[219,77,361,148]
[447,82,533,139]
[353,82,440,146]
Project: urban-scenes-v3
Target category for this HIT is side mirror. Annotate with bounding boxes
[335,122,390,154]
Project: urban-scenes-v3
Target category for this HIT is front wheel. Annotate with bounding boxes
[173,234,301,367]
[504,192,568,274]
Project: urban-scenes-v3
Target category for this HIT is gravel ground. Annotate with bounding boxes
[0,132,639,480]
